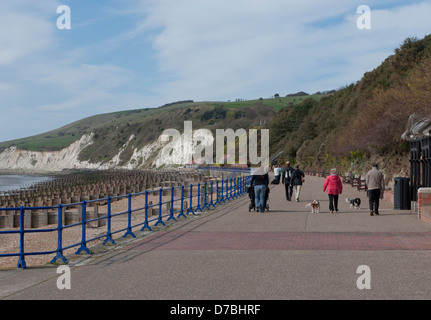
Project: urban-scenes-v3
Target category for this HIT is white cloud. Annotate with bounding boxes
[0,0,150,141]
[0,13,52,65]
[128,0,431,100]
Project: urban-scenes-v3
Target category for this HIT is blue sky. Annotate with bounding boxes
[1,0,431,142]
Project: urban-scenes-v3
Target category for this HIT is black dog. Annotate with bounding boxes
[345,198,361,210]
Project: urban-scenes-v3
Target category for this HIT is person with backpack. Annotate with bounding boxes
[290,164,305,202]
[282,161,294,201]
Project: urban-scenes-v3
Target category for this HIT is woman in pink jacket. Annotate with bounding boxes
[323,168,343,213]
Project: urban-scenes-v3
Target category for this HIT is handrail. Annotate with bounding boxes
[0,175,252,269]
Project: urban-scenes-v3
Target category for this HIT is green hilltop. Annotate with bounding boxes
[0,93,324,165]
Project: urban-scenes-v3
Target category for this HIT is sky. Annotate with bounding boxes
[1,0,431,142]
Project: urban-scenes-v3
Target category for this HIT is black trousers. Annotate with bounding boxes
[285,183,293,201]
[368,189,381,214]
[328,194,339,212]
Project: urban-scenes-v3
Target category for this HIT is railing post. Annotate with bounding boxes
[209,181,215,208]
[155,188,166,226]
[202,182,209,210]
[241,176,245,195]
[215,180,220,205]
[187,184,195,215]
[177,185,186,218]
[229,178,233,199]
[141,191,152,231]
[17,206,26,269]
[103,197,116,245]
[123,194,136,238]
[51,204,68,264]
[75,201,91,255]
[167,187,177,222]
[232,178,238,199]
[195,183,202,212]
[219,180,225,204]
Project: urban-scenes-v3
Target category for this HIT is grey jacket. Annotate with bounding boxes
[365,168,384,191]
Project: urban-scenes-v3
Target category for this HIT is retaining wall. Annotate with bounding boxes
[418,188,431,225]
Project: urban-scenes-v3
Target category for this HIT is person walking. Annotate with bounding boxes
[273,165,281,184]
[282,161,294,201]
[365,163,385,216]
[251,165,269,212]
[323,168,343,213]
[290,164,305,202]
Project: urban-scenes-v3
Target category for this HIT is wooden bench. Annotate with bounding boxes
[358,177,367,191]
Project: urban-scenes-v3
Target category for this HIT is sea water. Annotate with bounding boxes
[0,175,53,193]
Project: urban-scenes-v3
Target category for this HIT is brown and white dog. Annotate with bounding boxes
[305,199,320,214]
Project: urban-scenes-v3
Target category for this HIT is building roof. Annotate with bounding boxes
[401,113,431,141]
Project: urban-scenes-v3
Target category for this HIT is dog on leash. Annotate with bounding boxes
[305,199,320,214]
[345,198,361,210]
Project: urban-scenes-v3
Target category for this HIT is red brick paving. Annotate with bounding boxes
[130,231,431,251]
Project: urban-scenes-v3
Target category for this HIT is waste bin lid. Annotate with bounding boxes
[394,177,409,181]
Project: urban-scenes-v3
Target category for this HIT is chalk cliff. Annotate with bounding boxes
[0,129,215,172]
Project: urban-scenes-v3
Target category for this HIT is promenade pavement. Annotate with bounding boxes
[2,174,431,301]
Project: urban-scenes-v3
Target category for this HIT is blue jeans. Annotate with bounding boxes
[254,184,267,212]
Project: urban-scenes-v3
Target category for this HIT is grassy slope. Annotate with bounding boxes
[0,94,323,153]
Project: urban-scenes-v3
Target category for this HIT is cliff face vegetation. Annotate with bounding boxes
[267,35,431,178]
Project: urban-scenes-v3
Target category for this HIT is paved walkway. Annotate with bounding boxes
[2,174,431,300]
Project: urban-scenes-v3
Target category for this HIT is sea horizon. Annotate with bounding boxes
[0,174,53,193]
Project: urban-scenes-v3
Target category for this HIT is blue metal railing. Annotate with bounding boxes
[0,175,252,269]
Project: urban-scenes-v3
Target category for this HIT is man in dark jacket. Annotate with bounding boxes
[291,164,305,202]
[282,161,294,201]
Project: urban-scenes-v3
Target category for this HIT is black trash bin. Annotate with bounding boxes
[394,177,411,210]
